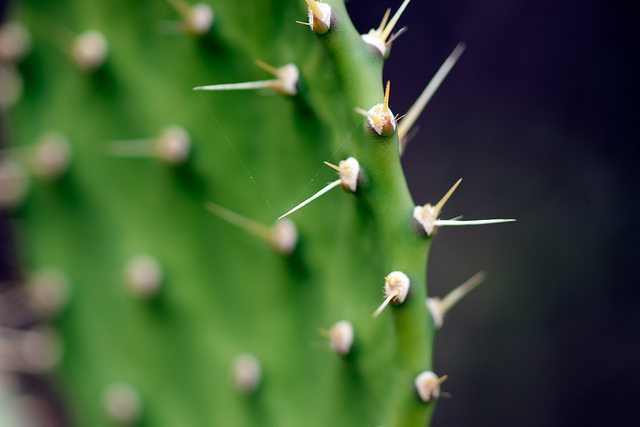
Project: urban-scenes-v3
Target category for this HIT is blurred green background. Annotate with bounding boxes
[1,0,638,426]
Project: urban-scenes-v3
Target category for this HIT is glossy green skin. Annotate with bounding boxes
[11,0,436,425]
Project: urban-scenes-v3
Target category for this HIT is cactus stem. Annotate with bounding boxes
[373,272,410,317]
[398,42,466,154]
[427,271,486,329]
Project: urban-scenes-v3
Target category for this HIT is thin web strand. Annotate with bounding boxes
[196,93,278,217]
[282,120,362,211]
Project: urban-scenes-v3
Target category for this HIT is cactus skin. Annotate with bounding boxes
[3,0,506,426]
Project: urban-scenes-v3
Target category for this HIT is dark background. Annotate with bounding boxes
[346,0,639,425]
[2,0,639,426]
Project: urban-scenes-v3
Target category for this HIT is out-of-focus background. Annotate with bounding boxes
[2,0,639,426]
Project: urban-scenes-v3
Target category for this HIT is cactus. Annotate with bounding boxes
[1,0,514,426]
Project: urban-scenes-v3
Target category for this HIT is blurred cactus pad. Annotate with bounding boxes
[2,0,512,426]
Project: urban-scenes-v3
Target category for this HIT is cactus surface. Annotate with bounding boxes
[2,0,513,426]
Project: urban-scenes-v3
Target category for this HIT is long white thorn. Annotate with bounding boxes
[439,271,486,315]
[206,202,273,242]
[372,290,399,318]
[278,179,341,220]
[434,178,462,215]
[323,161,345,174]
[304,0,324,20]
[376,8,391,35]
[193,80,275,91]
[380,0,411,42]
[435,218,516,227]
[398,42,466,146]
[354,106,378,121]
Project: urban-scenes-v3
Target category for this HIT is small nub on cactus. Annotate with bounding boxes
[355,81,396,137]
[272,219,298,255]
[30,131,72,180]
[415,371,448,402]
[26,268,70,319]
[232,353,261,395]
[0,22,31,62]
[329,320,354,356]
[124,255,162,299]
[0,158,28,209]
[155,125,191,165]
[102,383,142,425]
[373,271,410,317]
[186,3,214,35]
[304,0,332,35]
[72,30,108,71]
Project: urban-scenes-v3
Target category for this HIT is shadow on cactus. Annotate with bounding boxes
[1,0,514,425]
